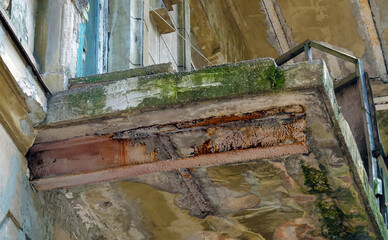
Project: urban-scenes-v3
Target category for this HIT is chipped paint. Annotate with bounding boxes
[73,203,96,230]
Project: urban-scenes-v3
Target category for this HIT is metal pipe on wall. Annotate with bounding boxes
[177,0,191,72]
[129,0,144,68]
[177,0,185,71]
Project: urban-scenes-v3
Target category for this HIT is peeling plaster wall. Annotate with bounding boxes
[0,1,85,238]
[0,122,94,240]
[34,0,87,92]
[9,0,37,54]
[0,124,53,239]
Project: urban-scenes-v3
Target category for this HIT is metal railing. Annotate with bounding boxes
[275,39,386,222]
[276,39,360,91]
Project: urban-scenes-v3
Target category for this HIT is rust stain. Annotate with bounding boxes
[175,105,306,129]
[28,136,159,179]
[29,104,307,183]
[195,140,213,155]
[194,117,306,156]
[32,143,308,191]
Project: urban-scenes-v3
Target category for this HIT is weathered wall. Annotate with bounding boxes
[34,0,87,92]
[0,19,47,151]
[0,124,53,239]
[108,0,132,72]
[0,119,96,240]
[0,5,87,238]
[144,0,190,71]
[370,0,388,77]
[191,0,388,80]
[0,19,53,239]
[82,0,190,74]
[9,0,37,54]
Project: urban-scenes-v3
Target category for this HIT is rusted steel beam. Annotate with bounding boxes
[29,105,307,190]
[31,143,308,190]
[28,135,161,179]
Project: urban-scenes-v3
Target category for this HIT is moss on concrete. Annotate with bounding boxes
[318,199,350,239]
[317,199,375,240]
[377,111,388,155]
[64,87,106,116]
[302,164,330,193]
[46,59,322,125]
[138,60,285,109]
[301,164,374,239]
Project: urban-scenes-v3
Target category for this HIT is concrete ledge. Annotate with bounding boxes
[35,59,324,144]
[45,59,323,125]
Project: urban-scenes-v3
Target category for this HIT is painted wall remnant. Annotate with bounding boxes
[76,23,86,77]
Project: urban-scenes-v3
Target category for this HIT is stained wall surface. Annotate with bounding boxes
[190,0,388,81]
[25,59,387,239]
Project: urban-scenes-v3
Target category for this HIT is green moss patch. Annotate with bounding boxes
[317,200,374,240]
[318,199,350,239]
[64,87,106,116]
[302,164,330,193]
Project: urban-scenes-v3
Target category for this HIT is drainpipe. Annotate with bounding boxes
[177,1,185,71]
[129,0,143,68]
[177,0,191,72]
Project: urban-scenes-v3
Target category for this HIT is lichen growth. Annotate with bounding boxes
[137,60,285,109]
[302,164,330,193]
[265,65,285,89]
[318,199,350,239]
[64,87,106,116]
[301,165,374,239]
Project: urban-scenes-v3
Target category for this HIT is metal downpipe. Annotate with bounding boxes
[129,0,143,68]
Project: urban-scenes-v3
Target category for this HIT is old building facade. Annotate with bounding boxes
[2,0,388,239]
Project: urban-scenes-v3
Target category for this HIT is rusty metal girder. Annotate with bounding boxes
[28,105,308,190]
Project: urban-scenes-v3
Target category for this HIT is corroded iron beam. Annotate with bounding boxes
[31,143,307,190]
[28,105,308,190]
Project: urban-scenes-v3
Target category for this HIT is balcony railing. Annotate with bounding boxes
[275,39,387,225]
